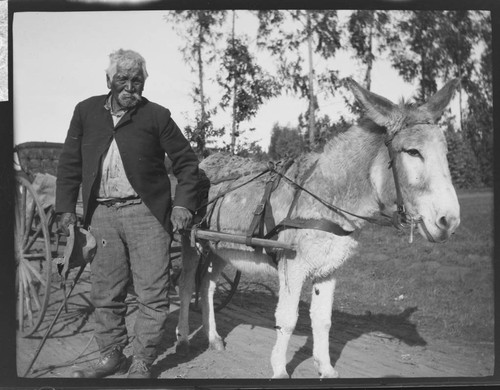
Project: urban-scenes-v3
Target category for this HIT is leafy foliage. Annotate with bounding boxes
[268,124,306,160]
[385,10,492,187]
[167,10,492,188]
[257,10,341,148]
[165,10,227,156]
[218,16,281,154]
[218,37,280,125]
[347,10,390,90]
[446,128,482,189]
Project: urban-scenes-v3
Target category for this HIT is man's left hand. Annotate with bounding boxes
[171,206,193,233]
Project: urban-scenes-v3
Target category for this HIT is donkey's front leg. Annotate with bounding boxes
[176,235,198,356]
[200,252,226,351]
[310,276,338,378]
[271,259,304,379]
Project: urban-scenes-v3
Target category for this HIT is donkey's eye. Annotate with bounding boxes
[404,149,422,158]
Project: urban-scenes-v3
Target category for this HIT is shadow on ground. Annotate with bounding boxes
[152,279,427,378]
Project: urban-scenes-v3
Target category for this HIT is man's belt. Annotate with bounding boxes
[97,196,142,207]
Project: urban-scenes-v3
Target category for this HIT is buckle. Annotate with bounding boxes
[254,203,265,215]
[392,210,407,229]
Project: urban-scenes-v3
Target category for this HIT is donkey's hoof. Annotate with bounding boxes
[208,337,225,351]
[319,367,339,378]
[271,372,290,379]
[175,340,190,357]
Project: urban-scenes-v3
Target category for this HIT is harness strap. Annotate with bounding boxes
[246,160,294,250]
[285,159,318,220]
[246,178,275,249]
[265,217,353,239]
[384,137,418,233]
[386,139,406,218]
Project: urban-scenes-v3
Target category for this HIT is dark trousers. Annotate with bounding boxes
[88,201,171,364]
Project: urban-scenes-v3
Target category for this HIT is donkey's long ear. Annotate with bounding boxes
[419,78,460,122]
[346,78,395,127]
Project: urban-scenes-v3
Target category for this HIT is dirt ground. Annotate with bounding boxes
[17,266,494,383]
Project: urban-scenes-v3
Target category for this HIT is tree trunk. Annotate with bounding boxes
[306,12,316,148]
[365,15,374,91]
[457,29,463,132]
[230,11,237,154]
[197,14,207,155]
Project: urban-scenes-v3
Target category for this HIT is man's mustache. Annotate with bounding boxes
[119,92,142,107]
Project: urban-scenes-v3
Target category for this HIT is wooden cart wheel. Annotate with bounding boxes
[169,243,241,313]
[192,261,241,313]
[15,172,53,337]
[212,266,241,313]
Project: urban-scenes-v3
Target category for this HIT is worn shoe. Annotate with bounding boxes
[127,358,153,379]
[72,348,128,378]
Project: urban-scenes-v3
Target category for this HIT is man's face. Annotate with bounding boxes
[107,63,145,109]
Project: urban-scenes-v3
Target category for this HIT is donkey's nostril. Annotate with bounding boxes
[437,214,460,232]
[438,216,448,229]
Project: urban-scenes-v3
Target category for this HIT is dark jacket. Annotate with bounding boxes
[55,94,200,233]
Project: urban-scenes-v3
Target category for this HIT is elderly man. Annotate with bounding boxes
[56,49,200,378]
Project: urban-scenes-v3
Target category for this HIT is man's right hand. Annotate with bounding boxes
[59,212,77,236]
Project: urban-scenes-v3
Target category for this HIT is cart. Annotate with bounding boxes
[14,141,242,339]
[14,142,68,337]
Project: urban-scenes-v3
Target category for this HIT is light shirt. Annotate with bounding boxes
[97,98,138,200]
[97,96,187,212]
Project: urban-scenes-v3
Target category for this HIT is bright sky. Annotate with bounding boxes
[13,10,440,151]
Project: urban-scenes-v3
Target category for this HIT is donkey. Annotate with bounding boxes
[176,78,461,378]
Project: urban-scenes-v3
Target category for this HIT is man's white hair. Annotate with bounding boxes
[106,49,149,80]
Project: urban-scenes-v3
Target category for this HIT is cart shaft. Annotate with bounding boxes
[191,228,296,251]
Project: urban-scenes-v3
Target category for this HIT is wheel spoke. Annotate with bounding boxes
[21,259,47,287]
[23,223,44,254]
[27,279,42,311]
[221,272,236,286]
[23,201,36,248]
[17,270,25,331]
[15,173,53,337]
[19,187,27,245]
[19,264,34,328]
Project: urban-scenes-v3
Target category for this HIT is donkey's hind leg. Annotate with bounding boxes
[199,252,226,351]
[271,258,305,378]
[175,235,199,356]
[310,276,339,378]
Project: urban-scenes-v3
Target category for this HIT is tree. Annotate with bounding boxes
[446,127,482,189]
[461,12,493,185]
[387,10,492,187]
[388,11,482,104]
[257,10,341,149]
[218,11,280,154]
[387,11,446,103]
[268,124,306,160]
[347,10,390,91]
[165,10,226,157]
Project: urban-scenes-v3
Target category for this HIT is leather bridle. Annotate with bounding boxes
[384,135,421,243]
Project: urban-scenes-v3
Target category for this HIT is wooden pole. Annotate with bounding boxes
[190,228,296,252]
